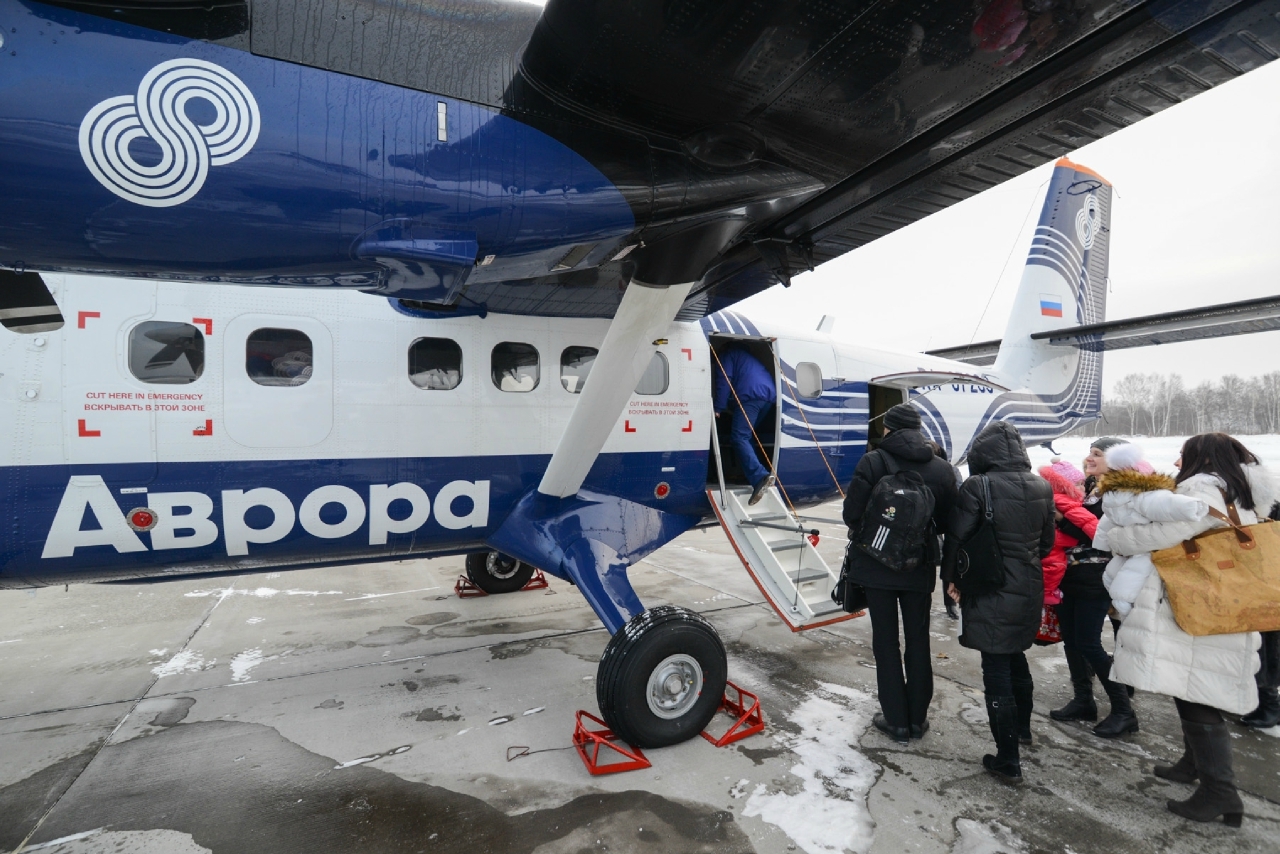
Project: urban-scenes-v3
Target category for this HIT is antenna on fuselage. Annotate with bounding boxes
[816,315,835,334]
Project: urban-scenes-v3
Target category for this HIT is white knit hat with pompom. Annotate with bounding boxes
[1105,442,1146,471]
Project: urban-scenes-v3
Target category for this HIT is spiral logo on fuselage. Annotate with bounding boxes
[1075,193,1099,250]
[78,59,260,207]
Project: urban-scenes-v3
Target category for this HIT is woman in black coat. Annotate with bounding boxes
[943,421,1055,782]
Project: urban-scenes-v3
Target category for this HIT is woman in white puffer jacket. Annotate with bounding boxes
[1094,434,1276,829]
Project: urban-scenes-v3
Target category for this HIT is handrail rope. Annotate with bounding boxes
[710,347,798,516]
[781,373,845,499]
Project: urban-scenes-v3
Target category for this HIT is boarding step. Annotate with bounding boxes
[707,485,860,632]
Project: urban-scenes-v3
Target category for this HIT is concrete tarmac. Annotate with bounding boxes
[2,503,1277,854]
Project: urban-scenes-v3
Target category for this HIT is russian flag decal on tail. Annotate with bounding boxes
[1039,295,1063,317]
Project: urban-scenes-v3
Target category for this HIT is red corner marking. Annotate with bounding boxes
[624,420,636,433]
[193,317,213,335]
[681,348,693,360]
[681,420,693,433]
[193,419,213,436]
[77,419,101,437]
[77,311,101,329]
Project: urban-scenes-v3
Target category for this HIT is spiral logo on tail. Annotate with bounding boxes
[1075,193,1099,250]
[79,59,260,207]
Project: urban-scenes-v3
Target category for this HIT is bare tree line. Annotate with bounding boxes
[1068,372,1280,437]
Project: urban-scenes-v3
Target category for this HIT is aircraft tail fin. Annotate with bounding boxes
[990,158,1111,420]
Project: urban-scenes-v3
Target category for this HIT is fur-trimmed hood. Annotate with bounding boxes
[1097,469,1176,495]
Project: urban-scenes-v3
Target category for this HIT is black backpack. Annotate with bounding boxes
[855,452,936,572]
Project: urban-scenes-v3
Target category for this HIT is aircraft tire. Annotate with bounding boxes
[597,605,727,748]
[464,551,535,594]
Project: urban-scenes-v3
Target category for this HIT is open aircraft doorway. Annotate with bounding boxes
[706,334,779,490]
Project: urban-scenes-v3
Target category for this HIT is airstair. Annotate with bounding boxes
[706,484,856,631]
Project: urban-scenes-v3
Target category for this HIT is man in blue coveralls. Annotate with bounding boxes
[713,346,777,506]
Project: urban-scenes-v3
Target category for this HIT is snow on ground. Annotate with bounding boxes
[229,648,278,682]
[1024,434,1280,474]
[743,681,879,854]
[150,649,214,678]
[950,819,1028,854]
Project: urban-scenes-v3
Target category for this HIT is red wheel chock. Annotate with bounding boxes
[700,681,765,747]
[454,569,551,598]
[572,711,652,775]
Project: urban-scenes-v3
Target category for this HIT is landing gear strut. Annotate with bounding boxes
[597,606,727,748]
[464,551,535,595]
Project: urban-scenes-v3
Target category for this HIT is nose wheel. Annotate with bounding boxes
[465,551,535,594]
[597,606,727,748]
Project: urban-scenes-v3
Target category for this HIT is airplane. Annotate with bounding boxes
[6,157,1278,749]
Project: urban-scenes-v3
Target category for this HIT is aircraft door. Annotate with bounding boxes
[774,339,851,499]
[61,277,157,486]
[223,314,334,448]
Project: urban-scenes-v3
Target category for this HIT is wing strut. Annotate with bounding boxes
[538,280,693,498]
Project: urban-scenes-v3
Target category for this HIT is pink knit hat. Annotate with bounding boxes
[1048,456,1085,485]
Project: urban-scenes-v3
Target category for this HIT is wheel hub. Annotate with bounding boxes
[646,654,703,720]
[486,552,520,580]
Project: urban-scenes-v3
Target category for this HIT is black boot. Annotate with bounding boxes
[1050,650,1098,722]
[1012,678,1034,746]
[982,696,1023,783]
[1239,686,1280,729]
[1153,736,1198,785]
[1049,650,1100,727]
[1093,674,1139,739]
[1167,721,1243,827]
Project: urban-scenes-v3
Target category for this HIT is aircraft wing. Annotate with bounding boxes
[513,0,1280,315]
[7,0,1280,319]
[926,295,1280,365]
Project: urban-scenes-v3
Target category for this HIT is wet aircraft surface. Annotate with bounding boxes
[2,504,1277,854]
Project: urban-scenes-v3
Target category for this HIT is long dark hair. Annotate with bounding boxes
[1176,433,1261,511]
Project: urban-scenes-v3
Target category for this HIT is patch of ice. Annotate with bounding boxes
[959,702,989,726]
[334,744,411,769]
[148,648,167,657]
[929,632,951,642]
[743,681,878,854]
[184,587,342,599]
[729,779,750,799]
[0,639,22,645]
[344,587,439,600]
[230,648,277,682]
[151,650,215,678]
[1255,725,1280,738]
[522,707,545,716]
[951,819,1027,854]
[246,617,264,625]
[1034,655,1067,673]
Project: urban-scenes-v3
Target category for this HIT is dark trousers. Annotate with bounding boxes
[1175,697,1224,724]
[728,396,771,486]
[1058,592,1113,678]
[865,587,934,728]
[1258,631,1280,691]
[980,651,1033,698]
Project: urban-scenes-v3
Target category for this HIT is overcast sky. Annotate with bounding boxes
[737,59,1280,394]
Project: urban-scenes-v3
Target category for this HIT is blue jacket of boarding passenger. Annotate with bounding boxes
[712,348,776,413]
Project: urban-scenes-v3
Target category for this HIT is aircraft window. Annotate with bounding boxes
[795,362,823,399]
[409,337,462,390]
[635,352,668,396]
[128,321,205,385]
[492,342,539,392]
[560,346,597,394]
[246,328,313,387]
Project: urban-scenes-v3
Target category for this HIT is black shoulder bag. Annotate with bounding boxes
[831,537,870,613]
[954,476,1005,596]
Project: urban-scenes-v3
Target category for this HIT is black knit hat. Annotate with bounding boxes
[883,403,922,432]
[1089,436,1124,453]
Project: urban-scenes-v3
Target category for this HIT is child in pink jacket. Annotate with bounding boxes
[1037,465,1099,605]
